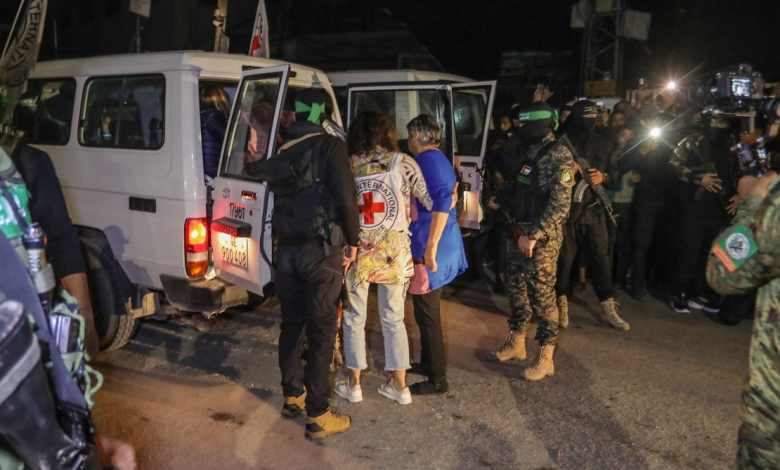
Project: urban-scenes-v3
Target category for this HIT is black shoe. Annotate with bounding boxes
[410,379,449,395]
[670,293,691,314]
[573,281,586,294]
[688,296,720,314]
[629,286,645,301]
[409,362,428,376]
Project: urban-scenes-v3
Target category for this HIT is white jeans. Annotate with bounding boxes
[343,282,410,371]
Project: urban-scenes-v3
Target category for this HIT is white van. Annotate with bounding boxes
[328,70,496,232]
[21,52,340,349]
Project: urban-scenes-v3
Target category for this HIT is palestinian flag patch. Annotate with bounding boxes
[520,165,532,176]
[711,224,757,272]
[560,168,575,187]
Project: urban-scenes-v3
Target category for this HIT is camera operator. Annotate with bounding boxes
[667,116,740,313]
[706,170,779,469]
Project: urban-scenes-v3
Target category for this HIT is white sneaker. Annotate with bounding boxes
[334,379,363,403]
[378,382,412,405]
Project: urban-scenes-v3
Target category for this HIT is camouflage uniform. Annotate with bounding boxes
[505,132,575,345]
[706,177,780,469]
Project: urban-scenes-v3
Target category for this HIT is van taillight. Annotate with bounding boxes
[185,218,209,277]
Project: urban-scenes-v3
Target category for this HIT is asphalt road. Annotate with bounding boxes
[91,273,752,470]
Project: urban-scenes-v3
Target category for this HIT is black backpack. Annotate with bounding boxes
[257,133,343,244]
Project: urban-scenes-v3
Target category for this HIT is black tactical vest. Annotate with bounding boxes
[509,141,556,225]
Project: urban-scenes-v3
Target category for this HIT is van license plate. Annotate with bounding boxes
[220,235,248,268]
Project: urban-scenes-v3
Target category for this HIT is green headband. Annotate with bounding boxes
[517,110,559,131]
[295,101,326,124]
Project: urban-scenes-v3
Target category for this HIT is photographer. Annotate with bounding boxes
[706,171,779,469]
[667,117,739,313]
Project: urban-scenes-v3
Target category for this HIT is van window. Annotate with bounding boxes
[15,78,76,145]
[221,73,284,180]
[453,85,490,156]
[79,74,165,150]
[351,89,450,157]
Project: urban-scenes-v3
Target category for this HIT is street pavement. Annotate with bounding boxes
[91,273,752,470]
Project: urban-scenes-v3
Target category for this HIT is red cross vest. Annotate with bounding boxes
[354,153,408,234]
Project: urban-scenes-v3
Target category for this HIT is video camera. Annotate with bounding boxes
[698,64,780,176]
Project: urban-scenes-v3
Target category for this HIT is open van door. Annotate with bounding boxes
[346,83,453,158]
[452,81,496,231]
[211,65,290,296]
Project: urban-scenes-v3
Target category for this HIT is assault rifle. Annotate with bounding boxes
[484,169,525,240]
[560,135,618,226]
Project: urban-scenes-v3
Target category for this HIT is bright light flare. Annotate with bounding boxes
[666,81,677,90]
[650,127,662,138]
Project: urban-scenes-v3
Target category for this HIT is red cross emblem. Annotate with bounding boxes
[359,192,386,225]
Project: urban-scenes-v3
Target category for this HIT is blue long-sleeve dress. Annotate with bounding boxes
[409,149,468,290]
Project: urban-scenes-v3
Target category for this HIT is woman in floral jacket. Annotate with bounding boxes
[334,112,432,406]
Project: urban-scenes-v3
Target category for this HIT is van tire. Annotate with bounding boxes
[82,237,138,350]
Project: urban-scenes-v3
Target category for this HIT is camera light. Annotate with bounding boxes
[650,127,662,138]
[667,81,677,90]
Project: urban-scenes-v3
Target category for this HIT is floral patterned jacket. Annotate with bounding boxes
[348,147,432,290]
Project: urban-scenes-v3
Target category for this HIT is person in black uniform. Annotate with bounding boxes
[667,117,739,313]
[555,100,629,330]
[273,89,360,439]
[618,112,676,300]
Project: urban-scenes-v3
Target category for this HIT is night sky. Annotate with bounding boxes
[390,0,780,86]
[2,0,778,93]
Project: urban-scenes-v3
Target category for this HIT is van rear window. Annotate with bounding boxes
[79,74,165,150]
[15,78,76,146]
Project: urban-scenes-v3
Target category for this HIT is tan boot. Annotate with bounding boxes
[281,389,306,419]
[305,408,352,438]
[487,331,526,362]
[600,298,630,331]
[521,345,555,381]
[557,295,569,329]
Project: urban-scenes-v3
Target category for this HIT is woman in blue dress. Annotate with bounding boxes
[406,114,468,395]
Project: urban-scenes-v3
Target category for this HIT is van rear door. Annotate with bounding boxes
[346,82,453,162]
[452,81,496,230]
[211,65,290,296]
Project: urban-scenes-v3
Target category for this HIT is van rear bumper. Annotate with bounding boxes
[160,274,248,316]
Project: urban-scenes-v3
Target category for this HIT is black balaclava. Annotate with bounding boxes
[562,99,598,137]
[515,102,555,146]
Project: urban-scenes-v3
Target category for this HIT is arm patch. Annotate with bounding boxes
[711,224,757,273]
[560,168,575,187]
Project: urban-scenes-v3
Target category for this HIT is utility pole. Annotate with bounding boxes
[213,0,229,52]
[578,0,624,97]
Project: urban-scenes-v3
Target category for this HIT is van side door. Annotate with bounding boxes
[452,81,496,230]
[211,65,290,296]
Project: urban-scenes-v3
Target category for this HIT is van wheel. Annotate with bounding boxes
[82,237,138,350]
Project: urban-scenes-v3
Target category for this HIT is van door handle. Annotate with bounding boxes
[129,197,156,213]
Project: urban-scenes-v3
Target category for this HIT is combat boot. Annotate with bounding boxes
[305,408,352,439]
[521,344,555,381]
[600,298,630,331]
[557,295,569,329]
[281,389,306,418]
[487,330,526,362]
